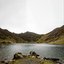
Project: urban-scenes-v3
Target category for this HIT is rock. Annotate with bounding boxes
[30,51,39,58]
[43,57,59,61]
[13,52,23,60]
[1,60,8,64]
[1,60,5,63]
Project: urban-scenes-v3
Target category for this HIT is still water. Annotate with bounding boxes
[0,43,64,61]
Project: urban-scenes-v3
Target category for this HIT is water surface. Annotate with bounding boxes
[0,43,64,61]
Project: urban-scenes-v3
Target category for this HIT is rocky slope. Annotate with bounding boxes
[37,25,64,44]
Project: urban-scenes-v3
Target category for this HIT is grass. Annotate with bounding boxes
[6,58,56,64]
[50,36,64,44]
[40,60,56,64]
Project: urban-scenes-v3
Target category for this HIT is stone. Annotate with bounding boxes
[13,52,23,60]
[30,51,39,58]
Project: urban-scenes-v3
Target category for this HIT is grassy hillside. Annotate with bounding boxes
[50,36,64,44]
[37,25,64,44]
[0,28,25,44]
[0,28,41,44]
[0,25,64,44]
[18,31,42,42]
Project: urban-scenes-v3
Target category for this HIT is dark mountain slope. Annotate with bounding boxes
[0,28,42,44]
[0,28,24,44]
[17,31,42,42]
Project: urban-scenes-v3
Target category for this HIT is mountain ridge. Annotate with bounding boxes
[0,25,64,44]
[0,28,42,44]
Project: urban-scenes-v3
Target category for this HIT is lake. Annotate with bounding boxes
[0,43,64,61]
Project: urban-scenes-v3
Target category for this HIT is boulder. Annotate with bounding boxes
[29,51,39,58]
[43,57,59,61]
[13,52,23,60]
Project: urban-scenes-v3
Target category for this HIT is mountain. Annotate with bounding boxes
[0,29,41,44]
[0,28,25,44]
[18,31,42,42]
[37,25,64,44]
[0,25,64,44]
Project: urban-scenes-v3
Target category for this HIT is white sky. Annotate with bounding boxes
[0,0,64,34]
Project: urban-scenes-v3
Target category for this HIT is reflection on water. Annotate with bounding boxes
[0,43,64,61]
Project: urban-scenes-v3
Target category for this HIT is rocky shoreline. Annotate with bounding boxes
[0,51,64,64]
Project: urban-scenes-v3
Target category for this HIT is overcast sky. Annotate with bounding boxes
[0,0,64,34]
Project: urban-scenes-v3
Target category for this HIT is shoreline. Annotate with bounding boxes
[0,52,64,64]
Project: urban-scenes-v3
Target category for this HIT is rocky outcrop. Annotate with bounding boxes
[29,51,39,58]
[0,52,63,64]
[13,52,23,60]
